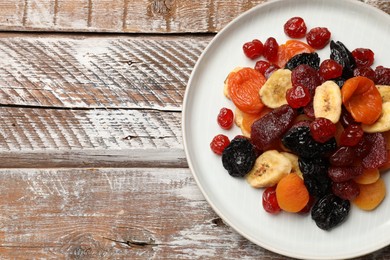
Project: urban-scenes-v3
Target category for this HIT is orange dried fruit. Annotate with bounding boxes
[276,173,309,213]
[226,67,267,114]
[353,178,386,211]
[275,40,315,68]
[354,168,380,185]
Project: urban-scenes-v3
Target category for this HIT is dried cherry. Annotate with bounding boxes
[319,59,343,80]
[339,124,363,147]
[262,186,281,214]
[210,134,230,155]
[310,118,337,143]
[243,39,263,59]
[286,85,311,109]
[254,60,271,75]
[284,17,307,38]
[354,67,376,81]
[352,48,374,68]
[263,37,279,63]
[291,64,322,95]
[306,27,331,49]
[217,107,234,130]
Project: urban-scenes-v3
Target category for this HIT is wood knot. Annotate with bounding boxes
[150,0,174,15]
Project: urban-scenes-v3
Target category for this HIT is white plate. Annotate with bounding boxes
[182,0,390,259]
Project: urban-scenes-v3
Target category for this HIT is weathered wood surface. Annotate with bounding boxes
[0,0,388,33]
[0,167,388,259]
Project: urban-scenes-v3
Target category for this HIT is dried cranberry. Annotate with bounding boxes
[291,64,321,96]
[286,85,311,108]
[375,66,390,85]
[210,134,230,155]
[306,27,331,49]
[319,59,343,80]
[304,101,315,119]
[263,37,279,63]
[310,118,337,143]
[332,180,360,201]
[355,135,371,158]
[264,64,280,78]
[339,124,363,147]
[217,107,234,130]
[262,186,281,214]
[329,146,355,167]
[254,60,271,75]
[352,48,374,68]
[354,67,376,81]
[284,17,307,38]
[328,166,363,182]
[243,39,264,59]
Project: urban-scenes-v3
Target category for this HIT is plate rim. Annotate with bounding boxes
[182,0,390,259]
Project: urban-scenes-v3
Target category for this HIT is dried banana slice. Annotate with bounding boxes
[362,102,390,133]
[313,81,342,123]
[259,69,293,108]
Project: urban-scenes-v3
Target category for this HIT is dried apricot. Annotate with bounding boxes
[353,178,386,211]
[276,173,310,213]
[341,76,382,124]
[226,68,267,114]
[275,40,315,68]
[354,168,380,185]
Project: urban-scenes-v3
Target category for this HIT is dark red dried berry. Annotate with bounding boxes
[329,146,355,167]
[310,118,337,143]
[340,108,357,128]
[210,134,230,155]
[299,196,315,214]
[332,180,360,201]
[264,64,280,78]
[352,48,374,68]
[319,59,343,80]
[328,166,363,182]
[254,60,271,75]
[243,39,264,60]
[304,101,315,119]
[355,135,371,158]
[263,37,279,63]
[286,85,311,108]
[339,124,364,147]
[354,67,376,81]
[217,107,234,130]
[291,64,321,96]
[262,186,281,214]
[284,17,307,38]
[306,27,331,49]
[375,66,390,85]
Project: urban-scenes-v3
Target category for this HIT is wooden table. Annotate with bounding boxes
[0,0,389,258]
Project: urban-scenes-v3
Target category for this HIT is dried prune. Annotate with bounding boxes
[330,41,356,79]
[222,137,256,177]
[251,105,297,151]
[332,180,360,201]
[328,166,363,182]
[282,126,337,158]
[299,157,331,198]
[362,133,388,169]
[311,194,350,230]
[285,53,320,71]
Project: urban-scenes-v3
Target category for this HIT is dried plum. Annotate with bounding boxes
[330,40,356,79]
[282,126,337,158]
[222,137,256,177]
[299,157,331,198]
[251,105,297,151]
[311,194,350,230]
[285,52,320,71]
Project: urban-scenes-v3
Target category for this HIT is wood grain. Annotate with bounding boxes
[0,167,387,259]
[0,0,387,33]
[0,35,209,110]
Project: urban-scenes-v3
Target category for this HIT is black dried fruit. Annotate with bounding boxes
[285,52,320,71]
[330,40,356,79]
[251,105,297,151]
[311,194,350,230]
[299,157,331,198]
[282,126,337,158]
[222,137,256,177]
[332,77,346,88]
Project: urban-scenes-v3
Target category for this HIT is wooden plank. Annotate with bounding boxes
[0,0,387,33]
[0,35,209,110]
[0,167,387,259]
[0,107,186,168]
